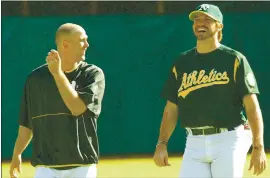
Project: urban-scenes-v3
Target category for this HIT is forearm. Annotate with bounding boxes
[158,104,178,142]
[247,108,264,149]
[53,71,87,116]
[244,94,264,149]
[13,126,33,157]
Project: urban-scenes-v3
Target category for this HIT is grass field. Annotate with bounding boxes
[2,154,270,178]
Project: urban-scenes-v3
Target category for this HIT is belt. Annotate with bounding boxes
[188,127,235,136]
[52,166,79,170]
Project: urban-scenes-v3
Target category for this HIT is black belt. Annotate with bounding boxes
[52,166,79,170]
[190,127,234,135]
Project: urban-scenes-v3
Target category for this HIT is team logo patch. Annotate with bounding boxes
[71,81,77,89]
[178,69,230,98]
[246,73,256,87]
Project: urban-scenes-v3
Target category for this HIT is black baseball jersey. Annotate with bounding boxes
[161,44,259,128]
[19,61,105,169]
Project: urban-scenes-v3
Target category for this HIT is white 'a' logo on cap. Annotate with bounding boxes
[199,4,210,11]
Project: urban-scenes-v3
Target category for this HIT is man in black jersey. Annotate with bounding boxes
[10,23,105,178]
[153,4,267,178]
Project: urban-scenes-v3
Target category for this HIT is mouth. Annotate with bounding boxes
[196,27,207,33]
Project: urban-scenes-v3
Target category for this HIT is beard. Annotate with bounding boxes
[193,26,218,41]
[195,31,216,41]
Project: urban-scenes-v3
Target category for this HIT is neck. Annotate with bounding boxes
[196,38,220,54]
[58,52,80,73]
[62,61,80,73]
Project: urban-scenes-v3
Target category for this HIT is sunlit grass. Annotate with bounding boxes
[2,154,270,178]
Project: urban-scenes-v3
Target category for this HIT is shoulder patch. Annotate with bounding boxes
[246,72,256,87]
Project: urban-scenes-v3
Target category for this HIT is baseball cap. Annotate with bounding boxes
[189,4,223,24]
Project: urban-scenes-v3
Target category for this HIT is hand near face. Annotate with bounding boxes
[46,49,62,76]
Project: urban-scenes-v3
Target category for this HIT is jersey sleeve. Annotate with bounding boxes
[77,67,105,116]
[235,56,259,100]
[161,65,178,105]
[18,80,32,129]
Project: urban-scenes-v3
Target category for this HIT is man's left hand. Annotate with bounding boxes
[248,148,267,176]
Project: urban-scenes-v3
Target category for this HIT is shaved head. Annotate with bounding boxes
[55,23,85,45]
[54,23,89,64]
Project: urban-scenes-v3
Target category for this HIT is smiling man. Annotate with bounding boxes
[153,4,267,178]
[10,23,105,178]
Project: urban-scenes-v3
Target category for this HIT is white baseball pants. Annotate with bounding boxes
[179,126,252,178]
[34,164,97,178]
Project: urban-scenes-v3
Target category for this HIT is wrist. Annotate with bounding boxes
[253,140,264,148]
[252,145,264,151]
[12,153,22,158]
[53,70,65,78]
[156,140,168,148]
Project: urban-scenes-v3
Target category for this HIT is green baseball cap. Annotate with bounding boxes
[189,4,223,24]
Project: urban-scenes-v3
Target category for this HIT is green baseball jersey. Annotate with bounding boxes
[19,61,105,169]
[161,44,259,128]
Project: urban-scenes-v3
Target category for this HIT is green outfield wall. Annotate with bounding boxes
[2,14,270,159]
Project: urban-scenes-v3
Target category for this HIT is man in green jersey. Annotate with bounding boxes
[153,4,267,178]
[10,23,105,178]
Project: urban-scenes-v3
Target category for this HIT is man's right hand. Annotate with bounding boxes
[153,144,171,167]
[9,154,22,178]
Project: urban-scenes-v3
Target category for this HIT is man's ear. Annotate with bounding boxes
[63,40,69,49]
[217,22,224,31]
